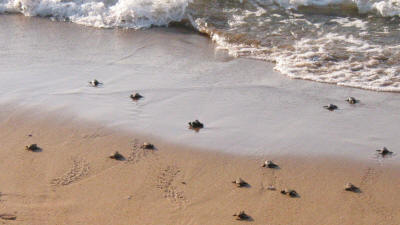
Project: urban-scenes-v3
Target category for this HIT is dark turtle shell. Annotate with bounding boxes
[188,120,204,129]
[281,189,298,197]
[346,97,358,104]
[109,151,124,160]
[233,211,250,220]
[376,147,393,156]
[324,104,338,111]
[130,93,143,101]
[232,178,248,187]
[25,144,40,152]
[345,183,360,193]
[89,79,101,87]
[262,160,278,168]
[142,142,155,150]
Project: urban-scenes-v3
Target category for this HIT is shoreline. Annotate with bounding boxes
[0,14,399,224]
[1,109,399,224]
[2,103,399,165]
[1,14,400,159]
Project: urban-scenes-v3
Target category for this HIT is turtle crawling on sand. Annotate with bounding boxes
[232,178,248,187]
[346,97,358,104]
[262,160,278,169]
[109,151,124,160]
[188,120,204,130]
[141,142,155,150]
[345,183,360,193]
[281,188,298,197]
[89,79,102,87]
[233,211,250,221]
[376,147,393,156]
[324,104,338,111]
[25,144,40,152]
[130,93,143,101]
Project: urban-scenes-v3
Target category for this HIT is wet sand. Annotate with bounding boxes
[1,14,400,160]
[0,109,399,225]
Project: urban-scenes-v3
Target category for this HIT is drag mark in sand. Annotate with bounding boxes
[260,160,279,193]
[156,165,186,206]
[346,167,394,223]
[51,157,90,186]
[126,139,155,164]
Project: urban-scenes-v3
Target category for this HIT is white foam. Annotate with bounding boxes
[330,17,368,30]
[196,15,400,92]
[273,0,400,17]
[0,0,191,28]
[1,0,400,92]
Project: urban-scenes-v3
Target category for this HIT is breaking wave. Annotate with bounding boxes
[2,0,400,92]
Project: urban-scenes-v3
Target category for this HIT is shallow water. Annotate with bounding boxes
[2,0,400,91]
[1,15,399,164]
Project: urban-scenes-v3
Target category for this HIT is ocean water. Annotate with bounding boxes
[1,0,400,91]
[1,14,400,161]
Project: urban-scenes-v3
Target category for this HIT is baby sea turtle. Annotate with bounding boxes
[25,144,40,152]
[262,160,278,169]
[280,188,298,198]
[323,104,338,111]
[344,183,360,193]
[141,142,155,150]
[188,120,204,130]
[376,147,393,156]
[346,97,358,104]
[233,211,250,221]
[232,178,248,187]
[89,79,102,87]
[0,214,17,221]
[130,93,143,101]
[109,151,124,160]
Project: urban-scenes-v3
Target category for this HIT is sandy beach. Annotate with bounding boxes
[0,109,399,225]
[0,14,400,224]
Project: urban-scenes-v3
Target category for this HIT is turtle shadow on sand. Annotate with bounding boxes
[25,144,42,152]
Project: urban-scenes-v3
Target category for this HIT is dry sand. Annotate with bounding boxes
[0,107,399,225]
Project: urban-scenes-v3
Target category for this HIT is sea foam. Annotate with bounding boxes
[0,0,191,28]
[1,0,400,92]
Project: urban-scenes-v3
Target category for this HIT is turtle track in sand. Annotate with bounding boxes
[345,167,395,224]
[51,157,90,186]
[126,139,155,164]
[259,162,279,193]
[156,165,186,206]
